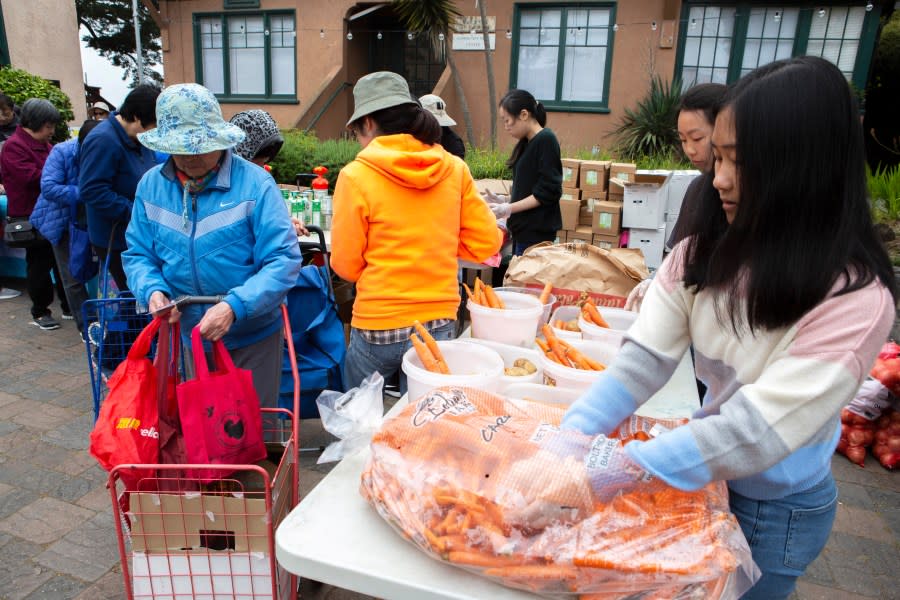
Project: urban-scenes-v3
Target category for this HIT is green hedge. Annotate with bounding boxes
[270,130,693,188]
[0,66,74,143]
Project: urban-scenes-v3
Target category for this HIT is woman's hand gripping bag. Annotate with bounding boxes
[176,327,267,482]
[360,387,759,598]
[89,317,165,489]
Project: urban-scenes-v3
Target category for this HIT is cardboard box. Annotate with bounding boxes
[560,188,582,202]
[578,205,593,227]
[582,191,608,205]
[609,162,637,183]
[627,225,667,269]
[592,233,621,250]
[559,198,581,231]
[556,229,568,243]
[664,211,679,251]
[666,170,701,214]
[591,200,623,235]
[578,160,610,191]
[621,172,672,229]
[475,178,513,196]
[560,159,581,188]
[568,226,593,244]
[608,177,625,202]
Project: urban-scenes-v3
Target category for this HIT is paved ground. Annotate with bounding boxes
[0,277,897,600]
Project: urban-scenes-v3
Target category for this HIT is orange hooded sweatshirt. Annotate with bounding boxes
[330,133,502,330]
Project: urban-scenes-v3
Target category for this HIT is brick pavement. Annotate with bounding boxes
[0,277,897,599]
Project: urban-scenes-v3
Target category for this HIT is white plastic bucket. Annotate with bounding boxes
[549,305,582,340]
[464,338,542,390]
[578,306,638,347]
[468,290,543,347]
[539,339,618,391]
[503,382,583,406]
[402,340,504,401]
[493,286,557,328]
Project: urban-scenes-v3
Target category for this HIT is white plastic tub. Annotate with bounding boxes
[402,340,505,401]
[578,306,638,348]
[468,290,543,347]
[493,286,557,328]
[549,305,582,340]
[503,382,583,406]
[539,338,618,391]
[464,338,542,390]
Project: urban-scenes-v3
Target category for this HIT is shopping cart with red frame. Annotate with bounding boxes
[106,301,301,599]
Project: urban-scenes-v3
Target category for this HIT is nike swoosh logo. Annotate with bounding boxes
[219,201,235,208]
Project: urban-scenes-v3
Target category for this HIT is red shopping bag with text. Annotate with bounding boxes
[177,327,267,482]
[89,317,164,489]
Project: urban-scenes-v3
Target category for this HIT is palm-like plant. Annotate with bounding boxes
[392,0,476,146]
[610,75,683,160]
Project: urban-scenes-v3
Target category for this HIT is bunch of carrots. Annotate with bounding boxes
[537,325,605,371]
[581,299,610,328]
[410,320,450,374]
[465,281,555,309]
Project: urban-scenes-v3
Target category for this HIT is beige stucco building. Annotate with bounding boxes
[0,0,88,123]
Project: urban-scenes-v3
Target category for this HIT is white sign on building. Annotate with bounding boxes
[452,33,496,51]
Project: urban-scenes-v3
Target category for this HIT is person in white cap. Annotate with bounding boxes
[89,101,110,120]
[419,94,465,159]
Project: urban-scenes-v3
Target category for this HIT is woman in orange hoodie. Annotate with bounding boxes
[331,72,502,394]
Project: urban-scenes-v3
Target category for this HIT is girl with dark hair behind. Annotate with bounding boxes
[486,89,562,255]
[561,56,897,599]
[331,71,501,392]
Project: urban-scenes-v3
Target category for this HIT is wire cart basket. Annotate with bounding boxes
[105,305,301,599]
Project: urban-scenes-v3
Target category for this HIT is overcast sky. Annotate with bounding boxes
[79,28,164,108]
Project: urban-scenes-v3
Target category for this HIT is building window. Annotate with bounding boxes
[194,11,295,101]
[676,3,879,90]
[511,4,616,111]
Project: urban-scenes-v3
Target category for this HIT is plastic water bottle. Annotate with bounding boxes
[311,197,322,228]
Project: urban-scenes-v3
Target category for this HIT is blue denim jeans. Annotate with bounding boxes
[729,473,838,600]
[343,321,457,395]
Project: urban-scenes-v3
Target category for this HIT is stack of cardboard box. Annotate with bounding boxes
[556,159,636,249]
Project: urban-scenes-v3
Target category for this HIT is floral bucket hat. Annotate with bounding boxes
[138,83,245,155]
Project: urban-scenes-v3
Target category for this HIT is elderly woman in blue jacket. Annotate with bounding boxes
[30,119,101,332]
[122,84,301,408]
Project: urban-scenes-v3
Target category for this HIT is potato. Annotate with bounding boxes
[504,366,529,377]
[513,358,537,374]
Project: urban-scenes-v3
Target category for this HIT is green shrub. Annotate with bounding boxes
[610,75,683,161]
[268,129,359,190]
[869,164,900,222]
[0,66,74,143]
[465,146,511,179]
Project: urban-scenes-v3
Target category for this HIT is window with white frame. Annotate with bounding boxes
[512,4,616,110]
[195,11,295,100]
[677,3,877,89]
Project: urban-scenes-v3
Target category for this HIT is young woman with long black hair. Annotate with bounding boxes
[561,56,897,599]
[486,89,562,256]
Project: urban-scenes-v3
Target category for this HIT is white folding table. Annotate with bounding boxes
[275,352,700,599]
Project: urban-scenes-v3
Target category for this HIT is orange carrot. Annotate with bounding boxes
[484,564,579,580]
[462,282,475,302]
[541,325,571,367]
[538,282,553,305]
[413,320,450,374]
[583,300,610,328]
[447,551,526,568]
[410,334,442,373]
[558,339,605,371]
[484,285,504,309]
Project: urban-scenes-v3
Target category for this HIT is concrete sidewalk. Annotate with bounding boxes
[0,277,897,599]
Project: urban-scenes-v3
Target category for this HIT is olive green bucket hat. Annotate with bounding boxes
[346,71,418,127]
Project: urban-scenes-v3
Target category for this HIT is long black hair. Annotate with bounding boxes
[682,55,897,333]
[677,83,727,127]
[350,103,441,146]
[500,89,547,168]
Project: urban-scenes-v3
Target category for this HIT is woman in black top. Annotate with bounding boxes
[487,89,562,255]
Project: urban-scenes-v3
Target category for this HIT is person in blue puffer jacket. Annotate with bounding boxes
[122,84,301,408]
[30,119,100,332]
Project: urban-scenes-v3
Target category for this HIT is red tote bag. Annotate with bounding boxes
[89,317,164,489]
[177,327,267,481]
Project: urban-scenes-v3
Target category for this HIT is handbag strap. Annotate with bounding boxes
[190,326,236,379]
[127,316,164,361]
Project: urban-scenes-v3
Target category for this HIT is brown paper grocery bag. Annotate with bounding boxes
[503,242,649,307]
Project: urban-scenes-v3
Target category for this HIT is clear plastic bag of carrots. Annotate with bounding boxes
[361,387,759,599]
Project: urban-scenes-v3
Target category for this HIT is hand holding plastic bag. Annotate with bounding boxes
[315,371,384,464]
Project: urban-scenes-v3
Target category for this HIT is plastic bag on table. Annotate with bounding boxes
[316,371,384,464]
[360,387,759,599]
